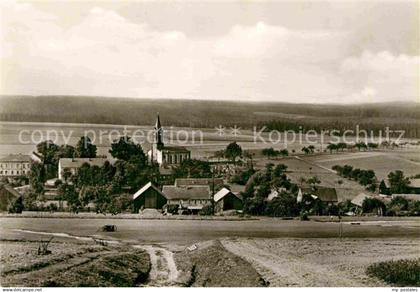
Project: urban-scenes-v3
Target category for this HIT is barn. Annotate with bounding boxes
[214,187,243,213]
[0,183,21,211]
[133,182,167,212]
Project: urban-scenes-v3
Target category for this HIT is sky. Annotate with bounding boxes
[0,0,419,103]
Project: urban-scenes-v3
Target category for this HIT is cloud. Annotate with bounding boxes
[340,51,419,102]
[0,3,418,103]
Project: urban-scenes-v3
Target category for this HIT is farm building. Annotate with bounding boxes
[214,187,243,213]
[162,185,211,213]
[383,178,420,194]
[58,158,114,180]
[133,182,167,212]
[299,186,338,205]
[0,183,21,211]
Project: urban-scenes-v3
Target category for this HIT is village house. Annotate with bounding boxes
[148,114,191,166]
[162,185,211,213]
[58,157,112,180]
[213,187,243,213]
[297,186,338,205]
[383,178,420,194]
[132,182,167,212]
[0,154,37,177]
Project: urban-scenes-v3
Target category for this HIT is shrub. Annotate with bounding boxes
[165,204,179,215]
[300,211,309,221]
[199,204,214,216]
[366,258,420,286]
[8,196,24,214]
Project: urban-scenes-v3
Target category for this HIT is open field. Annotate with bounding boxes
[255,156,369,201]
[307,150,420,180]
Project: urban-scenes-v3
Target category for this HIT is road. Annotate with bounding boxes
[1,217,419,245]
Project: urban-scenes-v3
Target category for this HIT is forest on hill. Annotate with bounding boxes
[1,95,419,138]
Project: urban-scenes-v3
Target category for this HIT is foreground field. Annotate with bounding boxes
[0,241,150,287]
[221,237,420,287]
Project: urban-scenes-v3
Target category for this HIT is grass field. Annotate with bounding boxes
[307,150,420,180]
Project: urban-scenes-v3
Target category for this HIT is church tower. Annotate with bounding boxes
[154,113,164,150]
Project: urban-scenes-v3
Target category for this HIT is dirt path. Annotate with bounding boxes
[133,245,179,286]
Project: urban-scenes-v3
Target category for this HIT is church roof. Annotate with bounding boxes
[161,146,190,153]
[155,113,161,129]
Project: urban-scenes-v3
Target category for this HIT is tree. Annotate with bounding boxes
[243,150,255,170]
[388,170,410,194]
[173,159,212,179]
[265,192,299,217]
[326,144,337,153]
[307,176,321,186]
[8,196,24,213]
[279,149,289,157]
[355,141,367,151]
[362,198,386,215]
[308,145,315,154]
[379,179,389,195]
[37,141,59,165]
[109,136,146,163]
[262,147,279,159]
[58,183,80,212]
[225,142,242,163]
[76,136,97,158]
[301,147,310,155]
[56,144,76,159]
[29,162,45,194]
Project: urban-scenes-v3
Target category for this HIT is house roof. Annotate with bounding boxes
[133,182,165,200]
[214,187,242,202]
[391,194,420,201]
[351,192,373,207]
[300,186,338,202]
[174,178,224,187]
[59,158,112,168]
[162,185,210,200]
[0,184,21,198]
[0,154,32,162]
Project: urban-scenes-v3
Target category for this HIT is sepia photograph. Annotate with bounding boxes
[0,0,419,289]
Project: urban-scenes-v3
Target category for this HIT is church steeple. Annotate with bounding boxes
[154,113,164,150]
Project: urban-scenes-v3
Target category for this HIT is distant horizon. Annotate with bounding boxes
[1,94,419,106]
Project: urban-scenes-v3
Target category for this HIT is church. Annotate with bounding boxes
[148,114,191,166]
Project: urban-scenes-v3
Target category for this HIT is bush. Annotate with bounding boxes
[300,211,309,221]
[265,193,299,217]
[366,258,420,286]
[165,204,179,215]
[8,196,24,214]
[362,198,386,214]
